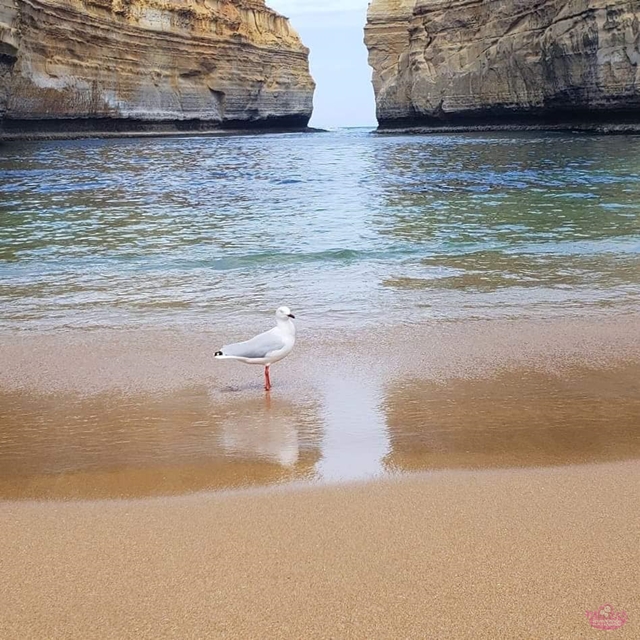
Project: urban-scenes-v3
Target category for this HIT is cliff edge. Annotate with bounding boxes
[0,0,314,138]
[365,0,640,130]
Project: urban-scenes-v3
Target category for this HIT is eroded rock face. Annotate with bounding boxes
[0,0,314,137]
[365,0,640,128]
[0,0,19,119]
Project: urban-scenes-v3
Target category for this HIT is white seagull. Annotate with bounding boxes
[214,306,296,391]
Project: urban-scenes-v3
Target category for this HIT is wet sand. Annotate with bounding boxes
[0,315,639,636]
[1,315,639,499]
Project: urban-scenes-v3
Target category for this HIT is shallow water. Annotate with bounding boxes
[1,130,639,330]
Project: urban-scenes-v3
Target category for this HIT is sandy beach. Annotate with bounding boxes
[1,462,638,639]
[0,315,638,637]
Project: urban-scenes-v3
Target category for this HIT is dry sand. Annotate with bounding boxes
[0,462,638,639]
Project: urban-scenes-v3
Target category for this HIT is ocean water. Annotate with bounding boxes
[1,129,639,331]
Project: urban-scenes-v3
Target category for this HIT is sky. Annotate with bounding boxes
[269,0,377,128]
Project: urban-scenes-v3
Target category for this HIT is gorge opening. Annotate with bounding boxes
[270,0,377,129]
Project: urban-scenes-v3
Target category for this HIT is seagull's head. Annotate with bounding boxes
[276,306,295,320]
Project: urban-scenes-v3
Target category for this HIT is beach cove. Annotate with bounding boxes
[1,130,639,637]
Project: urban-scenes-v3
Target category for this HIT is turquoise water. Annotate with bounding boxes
[1,129,639,330]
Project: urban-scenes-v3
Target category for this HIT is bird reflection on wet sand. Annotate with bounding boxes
[0,386,321,500]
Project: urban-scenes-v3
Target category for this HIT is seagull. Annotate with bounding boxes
[214,306,296,391]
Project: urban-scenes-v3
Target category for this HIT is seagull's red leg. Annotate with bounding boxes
[264,366,271,391]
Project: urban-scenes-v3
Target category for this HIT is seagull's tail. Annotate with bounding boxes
[214,351,223,357]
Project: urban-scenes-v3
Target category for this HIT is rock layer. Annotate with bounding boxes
[365,0,640,129]
[1,0,314,137]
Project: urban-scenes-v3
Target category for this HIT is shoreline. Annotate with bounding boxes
[1,315,638,500]
[3,315,637,392]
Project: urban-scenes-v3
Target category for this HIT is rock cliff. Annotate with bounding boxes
[0,0,314,138]
[365,0,640,129]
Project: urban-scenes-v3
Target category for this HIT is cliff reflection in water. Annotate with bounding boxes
[0,387,322,500]
[370,135,640,317]
[382,365,640,472]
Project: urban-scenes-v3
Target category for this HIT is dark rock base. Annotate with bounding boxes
[0,115,312,141]
[377,108,640,134]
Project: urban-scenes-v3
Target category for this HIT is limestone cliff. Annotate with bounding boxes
[0,0,18,119]
[0,0,314,137]
[365,0,640,129]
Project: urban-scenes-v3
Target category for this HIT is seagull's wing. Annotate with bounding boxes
[221,328,285,359]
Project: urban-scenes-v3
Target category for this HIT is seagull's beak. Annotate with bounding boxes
[288,313,295,319]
